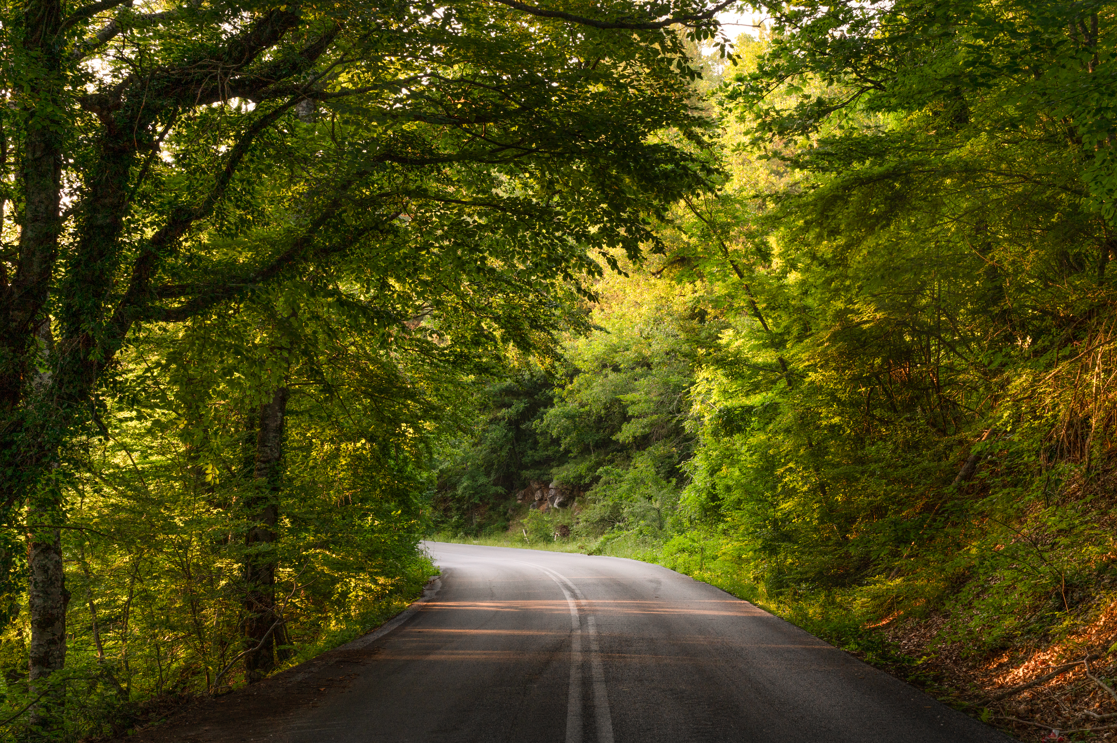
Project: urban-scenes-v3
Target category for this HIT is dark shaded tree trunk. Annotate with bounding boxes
[27,499,68,738]
[243,386,291,683]
[1,0,65,520]
[24,314,69,737]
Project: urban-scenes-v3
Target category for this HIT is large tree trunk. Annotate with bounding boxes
[1,0,63,411]
[5,6,68,733]
[1,0,64,516]
[25,313,69,737]
[243,386,291,683]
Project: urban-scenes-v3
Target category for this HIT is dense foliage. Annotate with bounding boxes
[437,260,722,538]
[8,0,1117,738]
[439,5,1117,736]
[0,0,731,738]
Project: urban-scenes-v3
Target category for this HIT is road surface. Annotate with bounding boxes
[144,542,1015,742]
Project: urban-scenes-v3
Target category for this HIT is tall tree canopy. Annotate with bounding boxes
[0,0,733,736]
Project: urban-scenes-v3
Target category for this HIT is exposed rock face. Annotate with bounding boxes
[516,480,545,504]
[516,480,581,510]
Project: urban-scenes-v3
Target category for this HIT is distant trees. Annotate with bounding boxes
[434,254,722,539]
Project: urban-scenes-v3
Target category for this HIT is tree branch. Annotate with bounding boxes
[144,205,391,323]
[109,97,305,339]
[80,6,306,114]
[59,0,131,34]
[489,0,736,30]
[67,0,205,61]
[680,194,793,386]
[208,615,284,692]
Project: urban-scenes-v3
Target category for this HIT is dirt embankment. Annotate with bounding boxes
[879,598,1117,742]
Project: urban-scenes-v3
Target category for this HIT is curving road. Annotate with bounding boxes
[147,542,1015,742]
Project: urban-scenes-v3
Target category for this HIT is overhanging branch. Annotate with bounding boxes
[67,0,205,61]
[144,209,397,323]
[489,0,736,30]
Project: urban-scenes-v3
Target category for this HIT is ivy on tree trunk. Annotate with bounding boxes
[243,386,290,683]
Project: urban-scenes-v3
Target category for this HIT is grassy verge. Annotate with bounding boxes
[282,554,439,668]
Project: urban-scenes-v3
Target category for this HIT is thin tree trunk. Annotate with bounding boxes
[680,195,793,387]
[243,386,290,683]
[77,545,105,663]
[27,502,67,737]
[25,308,69,737]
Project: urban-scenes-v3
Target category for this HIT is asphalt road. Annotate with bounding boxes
[260,542,1013,743]
[144,542,1016,742]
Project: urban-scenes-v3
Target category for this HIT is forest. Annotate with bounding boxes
[1,0,1116,741]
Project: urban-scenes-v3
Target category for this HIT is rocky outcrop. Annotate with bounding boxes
[516,480,581,511]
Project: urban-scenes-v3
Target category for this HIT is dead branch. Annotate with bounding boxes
[996,715,1057,731]
[1083,710,1117,720]
[1053,722,1117,734]
[1085,659,1117,706]
[999,715,1117,735]
[986,655,1098,703]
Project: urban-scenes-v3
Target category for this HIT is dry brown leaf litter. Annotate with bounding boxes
[881,598,1117,741]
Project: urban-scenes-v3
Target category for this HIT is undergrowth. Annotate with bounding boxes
[25,554,439,743]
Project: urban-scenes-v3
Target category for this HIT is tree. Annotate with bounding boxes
[675,0,1117,597]
[0,0,732,732]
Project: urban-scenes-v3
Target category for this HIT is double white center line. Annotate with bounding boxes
[533,564,614,743]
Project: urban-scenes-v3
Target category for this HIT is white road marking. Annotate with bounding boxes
[534,565,583,743]
[567,609,585,743]
[533,564,614,743]
[586,613,614,743]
